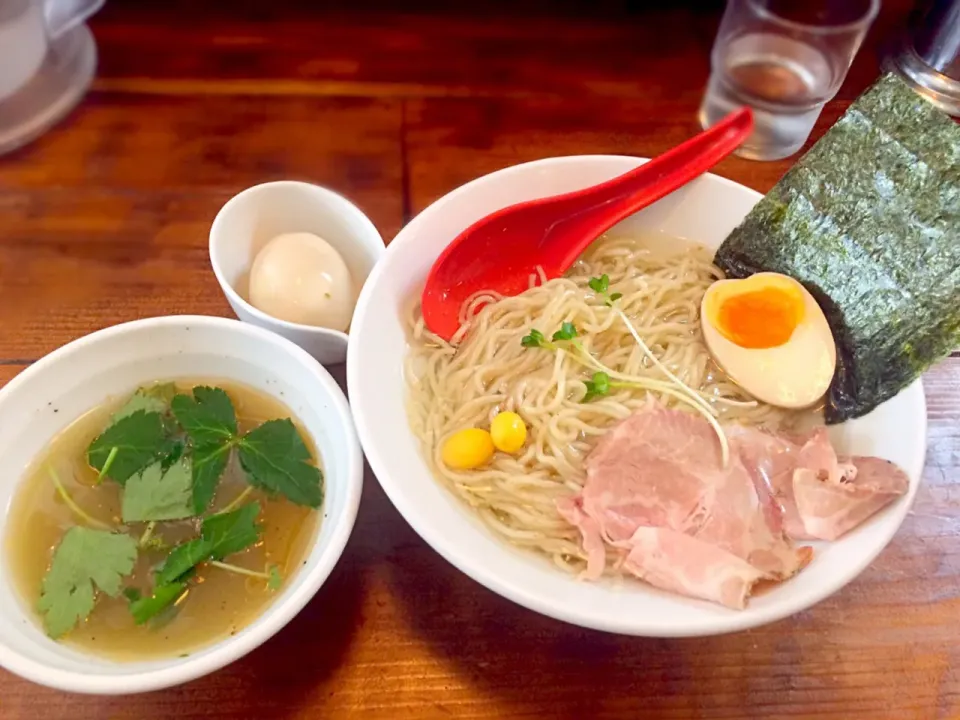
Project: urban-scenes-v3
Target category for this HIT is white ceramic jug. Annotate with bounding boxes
[0,0,103,154]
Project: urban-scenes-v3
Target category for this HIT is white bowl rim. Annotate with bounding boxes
[347,154,927,638]
[0,315,364,694]
[208,180,385,341]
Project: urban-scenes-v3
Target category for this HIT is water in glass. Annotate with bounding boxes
[700,32,835,161]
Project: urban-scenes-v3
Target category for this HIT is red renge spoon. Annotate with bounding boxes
[421,107,754,341]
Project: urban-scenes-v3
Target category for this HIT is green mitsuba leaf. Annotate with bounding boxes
[87,410,169,484]
[38,528,138,638]
[171,387,237,446]
[121,457,195,523]
[238,420,324,508]
[154,503,262,586]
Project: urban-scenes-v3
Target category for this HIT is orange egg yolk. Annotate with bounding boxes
[715,286,804,349]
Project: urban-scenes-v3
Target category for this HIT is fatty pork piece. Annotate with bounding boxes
[732,426,910,543]
[557,405,806,609]
[558,406,908,609]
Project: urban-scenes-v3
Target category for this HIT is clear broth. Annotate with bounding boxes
[5,379,320,661]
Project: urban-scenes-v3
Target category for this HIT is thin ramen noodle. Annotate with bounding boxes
[405,235,808,574]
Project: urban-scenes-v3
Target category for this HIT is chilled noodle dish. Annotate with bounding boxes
[407,237,795,570]
[405,234,911,610]
[399,77,958,610]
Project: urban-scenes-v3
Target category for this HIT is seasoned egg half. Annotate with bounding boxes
[700,272,836,409]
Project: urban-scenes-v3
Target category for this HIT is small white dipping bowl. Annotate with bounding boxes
[347,155,927,638]
[0,316,363,694]
[210,181,385,366]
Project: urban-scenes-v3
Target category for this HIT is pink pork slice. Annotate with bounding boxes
[559,407,909,609]
[560,406,805,609]
[726,426,810,540]
[793,455,909,541]
[733,426,909,542]
[622,526,767,610]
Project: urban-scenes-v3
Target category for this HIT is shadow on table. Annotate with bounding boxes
[173,557,365,715]
[383,545,790,718]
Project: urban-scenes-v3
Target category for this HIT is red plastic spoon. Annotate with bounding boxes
[421,107,754,341]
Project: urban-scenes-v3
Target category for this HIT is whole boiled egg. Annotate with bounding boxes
[701,272,836,409]
[248,232,356,332]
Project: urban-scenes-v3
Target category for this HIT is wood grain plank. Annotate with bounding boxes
[0,95,402,360]
[393,0,910,210]
[0,364,27,389]
[87,2,720,99]
[405,93,845,215]
[0,94,402,198]
[0,188,235,360]
[0,359,957,718]
[83,0,911,100]
[1,1,955,716]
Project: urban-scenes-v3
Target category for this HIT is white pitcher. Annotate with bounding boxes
[0,0,103,155]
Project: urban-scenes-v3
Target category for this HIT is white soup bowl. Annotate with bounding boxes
[0,315,363,693]
[347,155,926,638]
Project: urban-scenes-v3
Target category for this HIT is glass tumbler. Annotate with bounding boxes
[699,0,879,161]
[884,0,960,116]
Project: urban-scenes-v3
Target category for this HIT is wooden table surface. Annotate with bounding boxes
[2,1,958,717]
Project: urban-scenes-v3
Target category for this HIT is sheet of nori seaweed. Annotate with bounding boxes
[714,73,960,424]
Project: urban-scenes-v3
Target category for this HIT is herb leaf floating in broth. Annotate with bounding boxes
[201,501,262,558]
[16,380,319,651]
[268,564,283,591]
[238,420,324,508]
[170,386,239,513]
[110,385,172,422]
[190,442,231,513]
[87,410,170,484]
[156,502,262,586]
[172,386,323,511]
[170,386,238,446]
[37,528,138,638]
[154,538,210,587]
[121,457,195,523]
[160,438,186,472]
[125,581,190,625]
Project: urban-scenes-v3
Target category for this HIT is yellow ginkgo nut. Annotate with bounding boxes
[441,428,495,469]
[490,412,527,453]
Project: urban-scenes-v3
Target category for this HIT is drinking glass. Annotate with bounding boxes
[884,0,960,116]
[699,0,880,161]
